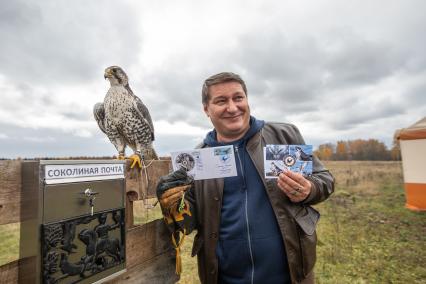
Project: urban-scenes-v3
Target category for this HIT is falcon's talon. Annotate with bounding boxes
[117,155,126,160]
[128,154,142,169]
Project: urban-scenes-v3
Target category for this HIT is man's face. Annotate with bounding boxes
[203,81,250,142]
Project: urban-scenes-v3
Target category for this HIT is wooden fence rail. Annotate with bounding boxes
[0,159,178,283]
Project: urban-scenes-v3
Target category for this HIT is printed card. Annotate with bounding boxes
[171,146,237,180]
[264,144,313,178]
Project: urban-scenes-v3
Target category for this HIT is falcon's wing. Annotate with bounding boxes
[93,102,108,134]
[133,96,155,141]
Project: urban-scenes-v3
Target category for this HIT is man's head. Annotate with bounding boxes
[202,72,251,142]
[201,72,248,105]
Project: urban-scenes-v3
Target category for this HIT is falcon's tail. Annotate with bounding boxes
[142,147,159,161]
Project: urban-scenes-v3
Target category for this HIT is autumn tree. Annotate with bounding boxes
[316,139,394,160]
[314,143,334,160]
[390,138,402,160]
[334,141,348,160]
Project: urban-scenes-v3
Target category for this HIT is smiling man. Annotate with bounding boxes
[202,79,250,142]
[157,72,335,284]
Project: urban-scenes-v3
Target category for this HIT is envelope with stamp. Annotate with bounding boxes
[171,145,237,180]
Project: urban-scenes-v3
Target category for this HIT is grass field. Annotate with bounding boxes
[1,161,425,283]
[315,161,425,283]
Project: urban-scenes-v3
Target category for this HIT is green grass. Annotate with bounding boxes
[133,198,163,225]
[1,161,425,284]
[314,161,426,283]
[0,222,20,266]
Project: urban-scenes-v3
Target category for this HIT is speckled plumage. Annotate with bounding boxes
[94,66,157,160]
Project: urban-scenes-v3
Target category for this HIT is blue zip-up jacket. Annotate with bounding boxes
[203,116,291,284]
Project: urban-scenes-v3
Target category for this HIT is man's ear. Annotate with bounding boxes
[203,104,209,117]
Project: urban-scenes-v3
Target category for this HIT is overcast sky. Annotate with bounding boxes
[0,0,425,158]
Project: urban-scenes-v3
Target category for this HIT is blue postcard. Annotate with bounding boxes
[264,144,313,178]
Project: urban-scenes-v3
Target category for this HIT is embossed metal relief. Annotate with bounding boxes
[42,209,125,283]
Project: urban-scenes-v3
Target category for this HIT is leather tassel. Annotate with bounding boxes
[171,229,186,275]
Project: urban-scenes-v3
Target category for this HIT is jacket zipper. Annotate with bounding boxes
[235,146,255,284]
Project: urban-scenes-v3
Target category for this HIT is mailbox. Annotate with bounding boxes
[20,160,126,284]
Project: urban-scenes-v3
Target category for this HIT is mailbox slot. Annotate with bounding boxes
[43,179,124,224]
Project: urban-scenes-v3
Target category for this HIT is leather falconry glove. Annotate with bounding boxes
[156,168,194,275]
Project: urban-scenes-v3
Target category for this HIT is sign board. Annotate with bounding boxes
[45,163,125,184]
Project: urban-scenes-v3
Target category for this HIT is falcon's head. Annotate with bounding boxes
[104,66,129,86]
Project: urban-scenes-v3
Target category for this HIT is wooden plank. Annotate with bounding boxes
[126,219,173,269]
[0,202,21,225]
[0,161,38,225]
[125,160,171,200]
[0,258,18,283]
[126,191,138,229]
[106,252,178,284]
[0,256,36,284]
[0,161,22,225]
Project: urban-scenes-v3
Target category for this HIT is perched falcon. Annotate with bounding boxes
[94,66,157,168]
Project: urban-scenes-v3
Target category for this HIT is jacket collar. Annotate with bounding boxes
[203,116,265,147]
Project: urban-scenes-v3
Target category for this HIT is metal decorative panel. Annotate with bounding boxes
[41,209,125,284]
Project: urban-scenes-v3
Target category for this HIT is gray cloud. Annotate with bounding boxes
[404,80,426,107]
[0,123,112,158]
[323,34,406,87]
[331,102,406,130]
[0,0,141,86]
[1,1,426,158]
[0,122,203,159]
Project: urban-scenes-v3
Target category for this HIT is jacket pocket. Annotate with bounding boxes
[299,230,317,277]
[295,206,319,277]
[191,232,203,257]
[294,206,320,235]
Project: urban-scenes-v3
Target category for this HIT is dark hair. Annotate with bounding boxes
[201,72,247,105]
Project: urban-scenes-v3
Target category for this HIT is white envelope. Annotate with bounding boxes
[171,146,237,180]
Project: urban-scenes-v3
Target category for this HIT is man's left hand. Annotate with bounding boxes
[277,170,312,202]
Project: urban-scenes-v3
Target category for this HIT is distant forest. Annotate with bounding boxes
[314,139,401,161]
[0,139,401,161]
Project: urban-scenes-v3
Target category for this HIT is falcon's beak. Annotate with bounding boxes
[104,69,112,79]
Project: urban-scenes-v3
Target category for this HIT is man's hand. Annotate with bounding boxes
[157,168,193,196]
[159,184,191,211]
[156,168,194,224]
[156,168,194,276]
[277,170,312,202]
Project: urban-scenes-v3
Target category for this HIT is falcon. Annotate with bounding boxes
[94,66,157,168]
[295,146,312,161]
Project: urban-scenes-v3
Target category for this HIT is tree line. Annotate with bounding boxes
[314,139,401,161]
[1,140,401,161]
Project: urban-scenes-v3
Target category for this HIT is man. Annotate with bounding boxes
[157,72,334,284]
